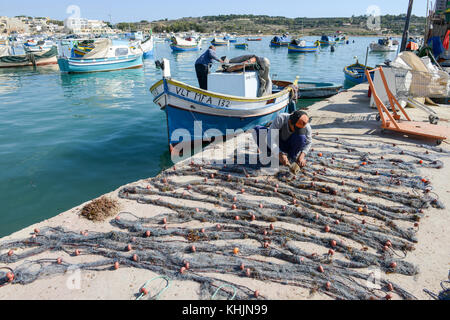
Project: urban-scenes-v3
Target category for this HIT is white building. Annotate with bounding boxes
[64,18,109,34]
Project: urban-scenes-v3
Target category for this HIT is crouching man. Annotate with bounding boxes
[254,110,312,168]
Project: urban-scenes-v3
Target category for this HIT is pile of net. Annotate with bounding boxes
[1,135,448,300]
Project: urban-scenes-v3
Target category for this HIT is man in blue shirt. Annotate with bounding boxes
[195,46,224,90]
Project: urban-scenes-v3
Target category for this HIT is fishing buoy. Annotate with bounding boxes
[274,188,278,193]
[164,225,168,230]
[140,287,149,296]
[227,174,232,181]
[201,228,206,233]
[328,249,335,256]
[330,240,337,247]
[263,230,268,236]
[251,215,256,221]
[132,254,138,262]
[293,199,297,205]
[318,265,324,273]
[361,162,367,166]
[210,174,215,179]
[75,249,81,256]
[57,257,62,265]
[204,178,208,183]
[318,153,323,157]
[232,204,237,210]
[163,218,167,224]
[419,160,424,165]
[187,185,192,190]
[358,207,364,213]
[146,185,151,190]
[115,216,120,221]
[7,250,13,257]
[233,197,237,202]
[235,216,240,221]
[358,187,363,193]
[385,293,393,300]
[240,263,245,271]
[191,245,196,253]
[387,283,394,292]
[335,220,340,225]
[263,242,269,249]
[162,178,167,184]
[127,244,133,252]
[195,208,200,213]
[414,223,419,228]
[145,231,151,238]
[324,225,331,233]
[390,262,397,269]
[383,245,389,252]
[421,178,428,183]
[246,174,250,178]
[270,224,274,231]
[184,261,190,270]
[259,204,264,209]
[114,262,119,270]
[254,290,260,298]
[385,240,392,247]
[246,268,251,277]
[233,248,240,255]
[282,206,287,211]
[216,224,222,230]
[34,228,40,234]
[326,282,331,290]
[241,189,245,194]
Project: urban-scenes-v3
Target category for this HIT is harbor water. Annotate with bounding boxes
[0,36,400,237]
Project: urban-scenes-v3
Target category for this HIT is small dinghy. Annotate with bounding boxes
[211,38,228,46]
[273,80,342,99]
[170,36,201,52]
[344,59,374,84]
[270,35,290,47]
[288,39,319,53]
[234,43,248,49]
[0,46,58,68]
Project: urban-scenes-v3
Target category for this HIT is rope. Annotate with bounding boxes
[136,276,171,300]
[211,284,238,300]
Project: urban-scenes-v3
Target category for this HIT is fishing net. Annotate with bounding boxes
[1,136,447,300]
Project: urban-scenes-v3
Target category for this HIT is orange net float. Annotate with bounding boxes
[140,287,149,296]
[318,265,324,273]
[234,216,240,221]
[6,272,14,282]
[245,268,251,277]
[7,250,13,257]
[180,267,187,274]
[74,249,81,256]
[240,263,245,271]
[254,290,260,298]
[231,205,237,210]
[126,244,133,252]
[324,225,331,233]
[144,230,151,238]
[191,245,196,253]
[114,262,120,270]
[233,248,240,255]
[387,283,394,292]
[132,254,139,262]
[326,282,331,291]
[34,228,40,234]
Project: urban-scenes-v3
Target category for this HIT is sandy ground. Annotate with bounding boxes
[0,84,449,300]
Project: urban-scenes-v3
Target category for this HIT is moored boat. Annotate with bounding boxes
[57,39,143,73]
[247,37,262,41]
[235,43,248,49]
[288,39,319,53]
[319,35,336,46]
[344,60,374,84]
[24,40,55,53]
[369,38,399,52]
[270,35,290,47]
[211,37,228,46]
[150,57,298,151]
[274,80,342,99]
[139,36,154,58]
[170,36,201,52]
[0,46,58,68]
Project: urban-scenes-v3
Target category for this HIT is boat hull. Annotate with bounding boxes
[170,44,199,52]
[298,82,342,98]
[288,44,318,53]
[369,43,399,52]
[151,78,294,146]
[235,44,248,49]
[58,54,143,73]
[319,41,336,46]
[270,41,290,47]
[343,64,374,84]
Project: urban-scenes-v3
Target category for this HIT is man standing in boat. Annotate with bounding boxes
[195,46,224,90]
[255,110,312,168]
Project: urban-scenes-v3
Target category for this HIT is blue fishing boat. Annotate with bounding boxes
[150,57,298,151]
[234,43,248,49]
[273,80,342,99]
[288,40,319,53]
[270,35,290,47]
[170,36,200,52]
[211,38,228,46]
[319,35,336,46]
[224,36,237,43]
[58,39,144,73]
[343,60,374,84]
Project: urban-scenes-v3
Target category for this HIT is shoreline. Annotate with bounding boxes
[1,84,449,300]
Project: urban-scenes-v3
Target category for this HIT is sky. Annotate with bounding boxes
[1,0,429,22]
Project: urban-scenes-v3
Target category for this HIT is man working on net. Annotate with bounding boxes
[255,110,312,168]
[195,46,224,90]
